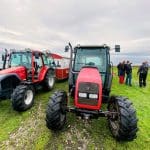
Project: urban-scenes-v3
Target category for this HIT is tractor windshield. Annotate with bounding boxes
[74,48,107,73]
[10,52,32,68]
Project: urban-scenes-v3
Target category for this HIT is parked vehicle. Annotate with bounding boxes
[46,43,138,141]
[0,49,55,111]
[51,53,69,80]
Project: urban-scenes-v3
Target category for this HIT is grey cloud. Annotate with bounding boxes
[0,0,150,60]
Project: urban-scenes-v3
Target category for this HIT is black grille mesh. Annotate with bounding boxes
[78,82,99,106]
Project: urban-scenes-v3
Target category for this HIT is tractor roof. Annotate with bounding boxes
[10,49,44,54]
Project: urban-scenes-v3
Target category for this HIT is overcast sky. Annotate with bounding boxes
[0,0,150,64]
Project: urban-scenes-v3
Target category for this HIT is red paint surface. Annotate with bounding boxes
[38,66,49,81]
[0,66,27,80]
[75,67,102,110]
[55,68,69,80]
[51,53,62,59]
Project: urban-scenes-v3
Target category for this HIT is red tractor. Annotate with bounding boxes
[46,43,138,141]
[0,49,55,111]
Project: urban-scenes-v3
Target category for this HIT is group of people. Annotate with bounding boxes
[117,61,149,87]
[117,60,132,86]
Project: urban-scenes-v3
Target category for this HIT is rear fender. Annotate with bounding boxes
[38,66,54,81]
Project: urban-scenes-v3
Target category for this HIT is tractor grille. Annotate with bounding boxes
[78,82,99,94]
[78,98,98,106]
[78,82,99,106]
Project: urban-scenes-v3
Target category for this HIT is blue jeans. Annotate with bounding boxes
[125,73,132,85]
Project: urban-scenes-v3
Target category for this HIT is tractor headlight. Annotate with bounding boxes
[78,92,87,98]
[89,94,98,99]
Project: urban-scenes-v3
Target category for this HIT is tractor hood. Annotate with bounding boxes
[77,67,102,83]
[75,67,103,110]
[0,66,27,80]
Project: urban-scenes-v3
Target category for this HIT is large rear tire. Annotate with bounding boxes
[108,96,138,141]
[46,91,67,130]
[11,85,35,111]
[43,69,55,91]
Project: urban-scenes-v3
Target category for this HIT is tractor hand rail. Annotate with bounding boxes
[110,61,113,78]
[68,42,73,71]
[3,49,8,69]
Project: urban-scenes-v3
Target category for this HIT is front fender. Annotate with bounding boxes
[0,73,21,99]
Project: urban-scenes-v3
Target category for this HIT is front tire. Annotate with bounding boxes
[43,69,55,91]
[46,91,67,130]
[108,96,138,141]
[11,85,35,111]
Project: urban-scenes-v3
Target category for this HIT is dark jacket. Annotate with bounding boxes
[125,63,132,74]
[119,63,125,76]
[137,64,148,75]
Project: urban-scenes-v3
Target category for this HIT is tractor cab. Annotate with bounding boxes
[8,50,53,82]
[73,46,109,85]
[68,45,112,101]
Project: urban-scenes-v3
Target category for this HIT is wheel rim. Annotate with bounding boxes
[48,76,54,87]
[24,90,33,105]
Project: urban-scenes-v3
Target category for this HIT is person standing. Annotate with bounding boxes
[117,62,121,76]
[137,62,148,87]
[145,61,149,80]
[118,61,126,84]
[125,60,132,86]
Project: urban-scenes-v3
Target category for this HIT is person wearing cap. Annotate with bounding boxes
[125,60,132,86]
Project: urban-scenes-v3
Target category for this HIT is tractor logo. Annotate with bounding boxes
[86,86,90,91]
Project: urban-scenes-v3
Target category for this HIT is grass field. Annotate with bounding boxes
[0,67,150,150]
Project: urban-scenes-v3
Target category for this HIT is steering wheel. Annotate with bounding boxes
[86,62,95,66]
[21,62,30,68]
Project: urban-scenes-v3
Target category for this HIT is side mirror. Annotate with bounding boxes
[115,45,120,52]
[65,45,69,52]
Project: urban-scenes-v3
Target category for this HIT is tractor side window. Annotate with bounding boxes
[42,54,49,66]
[11,54,20,67]
[21,54,31,68]
[10,52,31,68]
[34,55,43,67]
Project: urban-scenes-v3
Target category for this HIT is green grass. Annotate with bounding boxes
[0,67,150,150]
